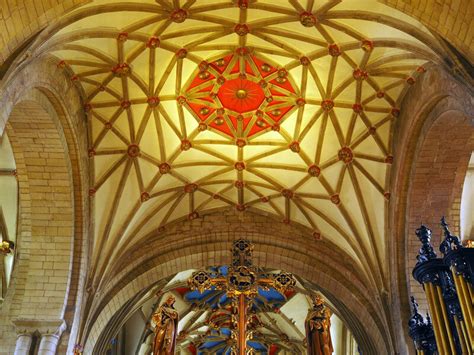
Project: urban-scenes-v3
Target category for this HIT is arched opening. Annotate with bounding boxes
[389,64,474,352]
[81,208,389,355]
[101,268,359,355]
[460,152,474,242]
[0,132,18,305]
[0,79,88,353]
[405,109,473,310]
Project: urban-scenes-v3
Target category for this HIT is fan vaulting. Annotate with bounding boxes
[27,0,445,290]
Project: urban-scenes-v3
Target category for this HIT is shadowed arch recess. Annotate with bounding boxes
[82,210,388,354]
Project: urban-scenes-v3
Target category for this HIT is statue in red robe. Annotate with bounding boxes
[305,294,333,355]
[151,295,179,355]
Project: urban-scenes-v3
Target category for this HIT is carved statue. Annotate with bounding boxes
[151,295,179,355]
[0,240,14,255]
[305,294,333,355]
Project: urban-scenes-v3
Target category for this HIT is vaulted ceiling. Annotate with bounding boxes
[28,0,447,290]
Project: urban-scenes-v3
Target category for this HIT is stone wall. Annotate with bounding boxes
[380,0,473,60]
[0,56,89,355]
[389,63,474,353]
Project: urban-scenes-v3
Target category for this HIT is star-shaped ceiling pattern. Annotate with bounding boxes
[32,0,444,288]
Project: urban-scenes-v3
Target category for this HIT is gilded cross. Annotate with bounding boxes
[188,240,296,355]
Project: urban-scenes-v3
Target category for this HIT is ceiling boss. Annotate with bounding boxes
[181,51,300,139]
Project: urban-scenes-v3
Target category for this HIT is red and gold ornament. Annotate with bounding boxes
[159,163,171,174]
[300,56,311,66]
[170,9,187,23]
[117,32,128,42]
[281,189,294,199]
[188,211,199,220]
[391,108,400,117]
[236,204,246,211]
[300,12,317,27]
[180,139,192,151]
[121,100,131,109]
[141,192,150,202]
[176,48,188,59]
[353,68,368,80]
[308,164,321,177]
[184,183,198,193]
[361,39,374,52]
[328,44,341,57]
[234,23,250,36]
[352,103,363,114]
[147,96,160,107]
[177,96,187,105]
[338,147,353,164]
[127,144,140,158]
[289,141,300,153]
[112,63,131,76]
[236,139,246,147]
[321,99,334,112]
[330,194,341,205]
[234,161,246,171]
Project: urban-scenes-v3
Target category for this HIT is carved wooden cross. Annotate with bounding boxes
[188,240,296,355]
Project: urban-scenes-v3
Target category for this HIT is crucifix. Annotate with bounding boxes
[188,240,296,355]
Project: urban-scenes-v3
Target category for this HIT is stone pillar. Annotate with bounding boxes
[14,332,32,355]
[330,314,345,355]
[37,320,66,355]
[12,319,66,355]
[12,319,35,355]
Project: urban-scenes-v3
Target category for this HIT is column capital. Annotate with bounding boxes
[12,319,66,338]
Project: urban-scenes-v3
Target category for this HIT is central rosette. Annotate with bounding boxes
[182,50,299,139]
[217,78,265,113]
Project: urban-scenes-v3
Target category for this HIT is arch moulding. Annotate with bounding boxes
[389,63,474,354]
[82,208,392,355]
[0,55,90,354]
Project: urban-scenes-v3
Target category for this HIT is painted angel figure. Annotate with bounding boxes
[305,294,333,355]
[151,295,179,355]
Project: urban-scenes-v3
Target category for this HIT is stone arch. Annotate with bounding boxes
[389,64,474,353]
[0,1,470,72]
[0,56,89,354]
[81,208,390,355]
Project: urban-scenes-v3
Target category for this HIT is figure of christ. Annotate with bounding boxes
[152,295,179,355]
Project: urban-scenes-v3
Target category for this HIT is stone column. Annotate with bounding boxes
[330,314,345,355]
[12,319,66,355]
[14,332,33,355]
[37,320,66,355]
[12,319,34,355]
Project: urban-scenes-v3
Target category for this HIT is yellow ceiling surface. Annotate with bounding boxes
[29,0,445,289]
